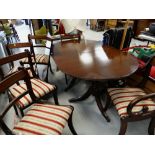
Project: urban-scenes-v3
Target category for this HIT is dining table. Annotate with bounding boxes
[53,39,139,122]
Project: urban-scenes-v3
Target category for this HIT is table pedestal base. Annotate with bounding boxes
[65,78,77,91]
[69,81,110,122]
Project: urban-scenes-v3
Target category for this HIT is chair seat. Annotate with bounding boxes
[108,88,155,118]
[21,54,49,64]
[12,103,72,135]
[9,78,55,108]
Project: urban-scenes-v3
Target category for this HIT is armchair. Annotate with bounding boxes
[0,68,77,135]
[0,51,58,116]
[105,55,155,134]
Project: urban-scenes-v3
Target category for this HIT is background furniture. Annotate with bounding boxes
[105,19,117,29]
[0,20,20,44]
[103,26,133,49]
[138,23,155,44]
[133,19,155,37]
[90,19,105,31]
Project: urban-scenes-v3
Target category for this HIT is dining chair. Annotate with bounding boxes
[0,68,77,135]
[0,51,59,117]
[21,34,54,82]
[60,33,81,43]
[60,32,82,87]
[105,55,155,134]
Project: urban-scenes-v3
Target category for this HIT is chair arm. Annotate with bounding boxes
[127,93,155,117]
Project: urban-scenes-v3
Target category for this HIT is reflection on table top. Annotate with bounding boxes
[53,40,139,81]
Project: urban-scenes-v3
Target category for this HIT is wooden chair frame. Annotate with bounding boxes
[105,55,155,135]
[60,33,81,86]
[60,33,81,43]
[27,34,55,82]
[6,42,40,78]
[0,69,77,135]
[0,51,59,116]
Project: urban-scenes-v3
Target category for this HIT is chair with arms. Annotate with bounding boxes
[5,42,39,79]
[0,68,77,135]
[0,51,58,117]
[60,29,82,87]
[25,34,54,82]
[60,32,81,43]
[105,55,155,134]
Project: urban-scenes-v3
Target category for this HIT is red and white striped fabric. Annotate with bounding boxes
[108,88,155,118]
[9,78,55,109]
[12,104,72,135]
[21,54,49,64]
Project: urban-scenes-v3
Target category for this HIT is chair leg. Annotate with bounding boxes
[104,93,112,111]
[148,117,155,135]
[68,112,77,135]
[45,66,49,82]
[53,88,59,105]
[20,108,24,117]
[119,119,127,135]
[65,74,68,85]
[13,105,19,117]
[49,63,54,74]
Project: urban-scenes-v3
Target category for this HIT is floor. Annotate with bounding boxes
[0,21,152,135]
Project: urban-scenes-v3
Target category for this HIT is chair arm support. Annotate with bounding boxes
[127,93,155,117]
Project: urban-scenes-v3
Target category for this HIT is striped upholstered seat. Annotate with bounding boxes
[9,78,55,109]
[21,54,49,64]
[108,88,155,118]
[12,104,72,135]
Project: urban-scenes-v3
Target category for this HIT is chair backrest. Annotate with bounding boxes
[6,42,33,55]
[0,50,37,79]
[28,34,54,56]
[0,69,37,134]
[5,42,34,71]
[60,33,81,43]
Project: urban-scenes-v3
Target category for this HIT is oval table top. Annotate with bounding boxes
[53,40,139,81]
